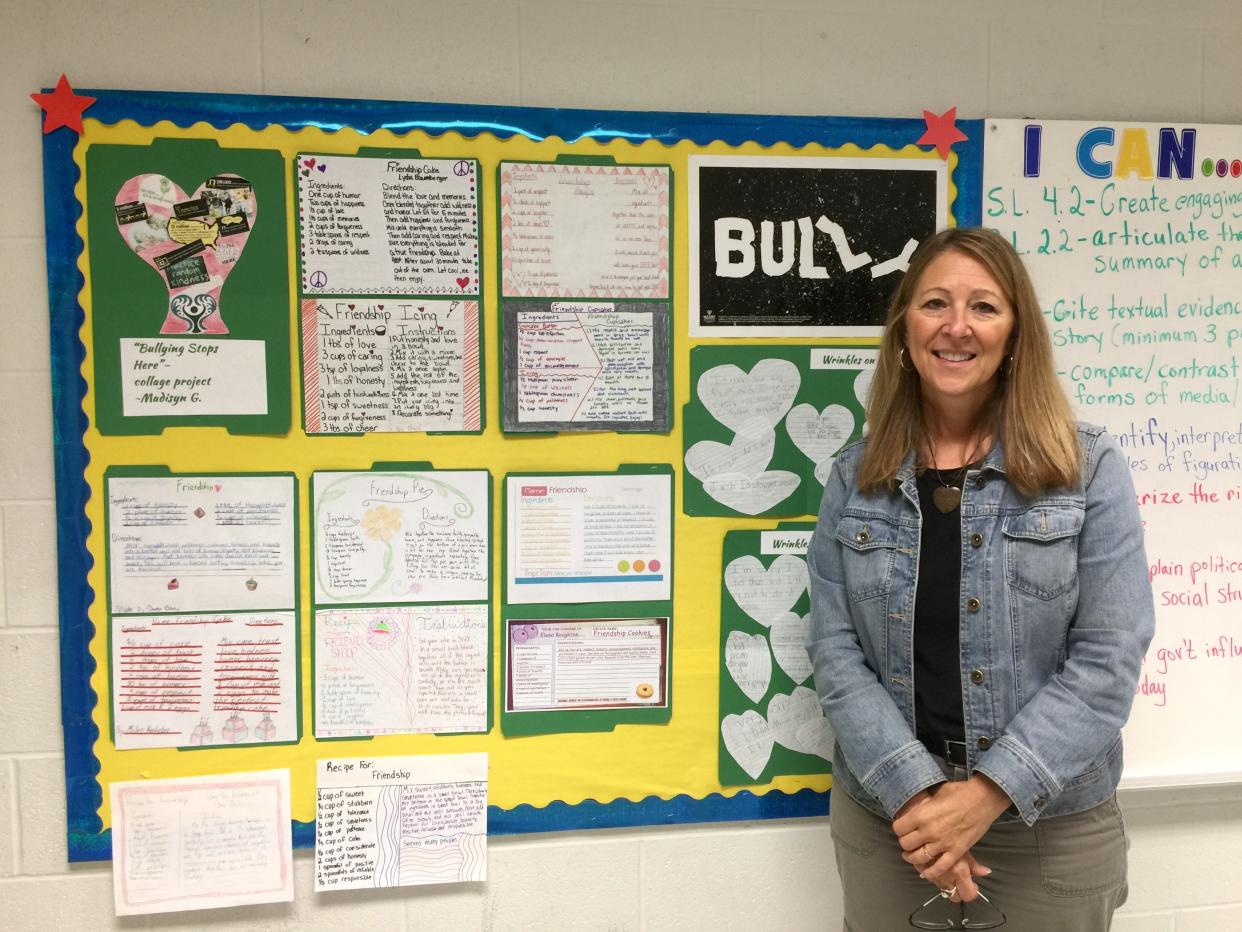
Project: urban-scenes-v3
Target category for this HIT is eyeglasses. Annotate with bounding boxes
[909,888,1006,929]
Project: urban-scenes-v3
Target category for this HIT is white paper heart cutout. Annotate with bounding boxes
[854,367,875,408]
[813,457,837,486]
[721,710,774,781]
[795,715,835,762]
[724,554,809,627]
[702,470,800,515]
[685,430,775,482]
[115,172,258,334]
[697,358,801,439]
[767,686,824,754]
[769,612,813,684]
[786,403,854,466]
[725,630,772,703]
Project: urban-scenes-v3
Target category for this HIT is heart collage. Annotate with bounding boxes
[718,548,835,783]
[684,351,872,517]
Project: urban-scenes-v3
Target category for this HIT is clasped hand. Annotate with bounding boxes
[891,775,1011,902]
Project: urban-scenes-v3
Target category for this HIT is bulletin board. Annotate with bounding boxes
[41,87,982,861]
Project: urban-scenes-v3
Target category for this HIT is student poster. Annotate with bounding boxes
[501,300,671,433]
[315,753,487,891]
[85,138,291,435]
[682,346,873,517]
[311,468,491,738]
[689,154,947,337]
[104,470,299,750]
[497,159,673,434]
[718,525,832,785]
[111,770,294,915]
[296,152,483,434]
[505,472,672,604]
[504,617,669,713]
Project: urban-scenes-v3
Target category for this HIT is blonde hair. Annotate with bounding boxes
[857,227,1080,496]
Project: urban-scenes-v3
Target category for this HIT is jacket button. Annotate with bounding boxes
[970,533,983,548]
[857,526,870,543]
[977,735,991,749]
[970,669,985,684]
[966,597,981,612]
[1034,795,1047,809]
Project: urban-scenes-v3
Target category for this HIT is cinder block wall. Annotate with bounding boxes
[3,1,1241,929]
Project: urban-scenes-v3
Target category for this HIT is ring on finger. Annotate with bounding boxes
[920,844,934,864]
[940,885,957,898]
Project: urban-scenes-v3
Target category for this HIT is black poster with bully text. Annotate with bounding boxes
[690,156,944,335]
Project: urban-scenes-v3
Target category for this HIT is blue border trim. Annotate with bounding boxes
[82,790,830,857]
[46,89,980,861]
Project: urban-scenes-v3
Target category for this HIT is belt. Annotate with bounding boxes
[922,736,969,768]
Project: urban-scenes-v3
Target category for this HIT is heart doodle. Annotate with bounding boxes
[769,612,813,684]
[721,710,773,781]
[456,276,471,290]
[697,358,801,440]
[114,173,257,334]
[724,554,809,627]
[724,630,772,703]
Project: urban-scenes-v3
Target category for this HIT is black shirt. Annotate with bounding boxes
[913,466,967,744]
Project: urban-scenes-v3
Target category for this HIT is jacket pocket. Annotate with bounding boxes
[1003,505,1083,600]
[836,514,900,603]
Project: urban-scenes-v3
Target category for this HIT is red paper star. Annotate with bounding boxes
[918,107,968,160]
[31,75,96,135]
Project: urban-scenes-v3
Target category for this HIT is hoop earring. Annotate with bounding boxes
[899,346,914,372]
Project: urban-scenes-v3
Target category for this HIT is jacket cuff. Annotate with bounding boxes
[862,741,947,817]
[973,736,1060,825]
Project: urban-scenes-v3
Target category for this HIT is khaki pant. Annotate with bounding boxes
[830,782,1128,932]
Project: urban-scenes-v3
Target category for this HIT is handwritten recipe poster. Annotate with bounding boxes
[316,753,487,892]
[299,154,480,296]
[111,770,293,916]
[302,297,481,434]
[105,472,298,750]
[499,162,670,299]
[502,300,671,433]
[312,470,490,737]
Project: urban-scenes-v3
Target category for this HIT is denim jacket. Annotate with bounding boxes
[807,423,1155,826]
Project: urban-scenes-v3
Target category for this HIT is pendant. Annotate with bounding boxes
[932,485,962,513]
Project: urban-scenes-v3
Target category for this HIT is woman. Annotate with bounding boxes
[807,227,1154,930]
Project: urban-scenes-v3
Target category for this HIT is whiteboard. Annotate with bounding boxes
[984,119,1242,788]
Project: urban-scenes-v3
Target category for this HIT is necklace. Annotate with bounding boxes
[930,465,968,514]
[928,436,986,514]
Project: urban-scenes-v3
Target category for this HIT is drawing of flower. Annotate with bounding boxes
[361,504,401,541]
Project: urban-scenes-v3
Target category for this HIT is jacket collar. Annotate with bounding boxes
[894,436,1010,484]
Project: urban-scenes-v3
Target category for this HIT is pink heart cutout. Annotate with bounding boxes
[114,173,258,335]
